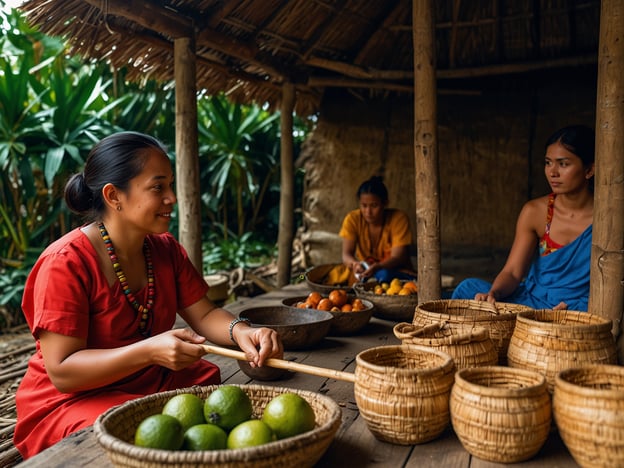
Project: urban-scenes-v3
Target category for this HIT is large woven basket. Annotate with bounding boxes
[393,321,498,370]
[94,384,342,468]
[507,309,617,393]
[412,299,532,364]
[450,366,551,464]
[554,365,624,468]
[354,344,455,445]
[353,282,418,322]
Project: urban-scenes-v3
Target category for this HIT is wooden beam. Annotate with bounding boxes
[589,0,624,362]
[353,0,404,65]
[413,0,441,302]
[174,36,202,271]
[83,0,191,38]
[277,82,296,287]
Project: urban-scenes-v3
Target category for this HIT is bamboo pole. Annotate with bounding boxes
[412,0,441,302]
[174,36,203,271]
[276,82,296,287]
[589,0,624,362]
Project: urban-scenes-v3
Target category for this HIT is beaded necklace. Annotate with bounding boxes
[98,222,155,336]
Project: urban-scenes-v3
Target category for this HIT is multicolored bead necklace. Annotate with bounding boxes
[98,222,155,336]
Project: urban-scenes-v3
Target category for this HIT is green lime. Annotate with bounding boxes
[227,419,275,449]
[134,414,184,450]
[183,424,227,451]
[204,385,253,431]
[262,393,315,439]
[162,393,206,432]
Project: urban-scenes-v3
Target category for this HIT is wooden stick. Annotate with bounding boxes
[201,344,356,383]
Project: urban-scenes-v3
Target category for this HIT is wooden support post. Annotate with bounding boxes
[590,0,624,362]
[412,0,441,302]
[276,82,296,287]
[174,36,203,271]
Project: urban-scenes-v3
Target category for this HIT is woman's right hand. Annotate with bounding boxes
[146,328,207,371]
[474,292,497,304]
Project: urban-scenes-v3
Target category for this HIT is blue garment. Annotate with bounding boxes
[452,225,592,311]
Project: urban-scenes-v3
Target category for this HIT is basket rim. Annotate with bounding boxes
[355,344,454,376]
[455,366,547,396]
[554,364,624,399]
[416,298,532,316]
[516,309,613,330]
[93,384,342,464]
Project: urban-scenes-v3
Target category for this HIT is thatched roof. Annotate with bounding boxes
[20,0,600,115]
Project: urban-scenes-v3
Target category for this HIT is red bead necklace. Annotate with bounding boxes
[98,223,155,336]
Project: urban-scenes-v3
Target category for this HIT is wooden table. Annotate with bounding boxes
[17,284,579,467]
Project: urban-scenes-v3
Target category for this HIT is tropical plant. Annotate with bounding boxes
[198,94,280,239]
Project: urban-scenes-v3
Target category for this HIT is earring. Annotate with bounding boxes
[116,205,121,211]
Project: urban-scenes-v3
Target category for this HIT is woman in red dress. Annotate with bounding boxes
[13,132,283,459]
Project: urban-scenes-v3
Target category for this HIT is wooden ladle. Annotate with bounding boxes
[201,344,356,383]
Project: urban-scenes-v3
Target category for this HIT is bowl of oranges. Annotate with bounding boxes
[282,289,374,335]
[238,306,333,350]
[354,279,418,322]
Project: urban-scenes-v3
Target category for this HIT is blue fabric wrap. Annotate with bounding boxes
[452,225,592,311]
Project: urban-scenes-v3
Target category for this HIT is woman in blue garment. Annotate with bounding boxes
[452,125,595,311]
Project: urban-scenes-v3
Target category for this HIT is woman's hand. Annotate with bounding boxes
[474,292,497,304]
[146,328,208,370]
[233,325,283,368]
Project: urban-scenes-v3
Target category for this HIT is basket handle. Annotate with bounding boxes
[393,321,447,339]
[201,344,356,383]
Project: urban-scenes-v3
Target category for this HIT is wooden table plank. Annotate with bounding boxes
[16,283,581,467]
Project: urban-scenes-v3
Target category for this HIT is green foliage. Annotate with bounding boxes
[202,225,276,275]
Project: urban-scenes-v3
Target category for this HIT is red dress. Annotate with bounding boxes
[14,228,220,459]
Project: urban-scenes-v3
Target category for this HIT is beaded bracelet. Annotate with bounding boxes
[229,317,251,344]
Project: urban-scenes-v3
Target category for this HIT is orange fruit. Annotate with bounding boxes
[403,281,418,293]
[351,299,365,311]
[330,306,341,312]
[398,288,412,296]
[341,303,353,312]
[317,298,332,311]
[296,301,307,309]
[306,291,322,307]
[328,289,348,307]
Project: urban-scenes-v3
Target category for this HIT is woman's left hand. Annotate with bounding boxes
[233,326,283,368]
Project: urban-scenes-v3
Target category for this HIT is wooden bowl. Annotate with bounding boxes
[281,295,374,335]
[238,306,333,350]
[353,281,418,322]
[305,263,353,294]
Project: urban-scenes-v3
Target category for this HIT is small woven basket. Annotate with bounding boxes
[507,309,617,393]
[94,384,342,468]
[354,344,455,445]
[554,365,624,468]
[353,282,418,322]
[450,366,551,464]
[393,321,498,370]
[412,299,532,364]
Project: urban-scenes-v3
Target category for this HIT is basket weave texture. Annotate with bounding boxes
[94,384,342,468]
[507,309,617,393]
[354,345,455,445]
[450,366,551,464]
[554,365,624,468]
[412,299,532,364]
[393,322,498,370]
[353,282,418,322]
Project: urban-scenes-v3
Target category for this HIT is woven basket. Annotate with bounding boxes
[305,263,353,294]
[507,309,617,393]
[354,344,455,445]
[450,366,551,464]
[393,321,498,370]
[94,384,342,468]
[554,365,624,468]
[353,282,418,322]
[412,299,532,364]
